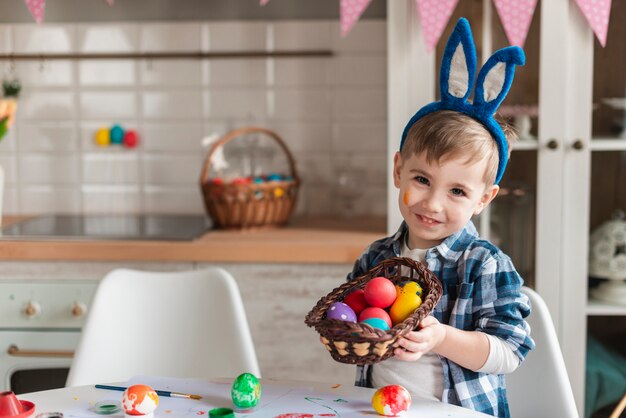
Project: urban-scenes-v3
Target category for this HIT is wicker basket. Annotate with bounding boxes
[305,257,442,365]
[199,126,300,229]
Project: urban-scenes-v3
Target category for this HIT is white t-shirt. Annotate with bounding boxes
[371,243,444,401]
[370,238,521,400]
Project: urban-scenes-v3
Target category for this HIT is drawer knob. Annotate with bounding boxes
[71,302,88,317]
[24,301,41,318]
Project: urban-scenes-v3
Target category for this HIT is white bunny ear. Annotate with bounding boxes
[474,47,525,114]
[440,18,476,103]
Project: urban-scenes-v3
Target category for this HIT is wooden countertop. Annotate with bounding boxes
[0,216,387,263]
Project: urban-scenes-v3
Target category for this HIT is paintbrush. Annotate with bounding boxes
[95,384,202,400]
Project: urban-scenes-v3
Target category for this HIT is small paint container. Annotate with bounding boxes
[208,408,234,418]
[36,413,63,418]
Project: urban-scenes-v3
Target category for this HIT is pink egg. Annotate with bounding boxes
[364,277,397,308]
[358,307,392,328]
[326,302,357,322]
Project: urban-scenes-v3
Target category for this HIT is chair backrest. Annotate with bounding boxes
[507,287,579,418]
[66,267,260,387]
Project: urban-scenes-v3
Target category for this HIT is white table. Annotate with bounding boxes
[18,377,490,417]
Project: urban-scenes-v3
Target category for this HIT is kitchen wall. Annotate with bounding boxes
[0,18,387,217]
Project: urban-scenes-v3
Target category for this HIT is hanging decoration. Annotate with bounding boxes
[0,78,21,141]
[492,0,537,48]
[106,0,114,5]
[24,0,45,24]
[415,0,459,53]
[260,0,270,5]
[574,0,612,47]
[340,0,372,37]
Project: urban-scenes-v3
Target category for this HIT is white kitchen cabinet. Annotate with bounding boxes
[387,1,626,415]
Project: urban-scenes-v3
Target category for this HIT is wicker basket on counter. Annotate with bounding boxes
[305,257,442,365]
[199,126,300,229]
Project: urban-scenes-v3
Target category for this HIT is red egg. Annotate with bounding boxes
[371,385,411,416]
[123,130,139,148]
[359,307,392,328]
[364,277,396,308]
[344,289,368,315]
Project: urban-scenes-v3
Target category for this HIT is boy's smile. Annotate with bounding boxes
[393,151,499,249]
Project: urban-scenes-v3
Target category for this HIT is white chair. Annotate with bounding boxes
[507,287,579,418]
[66,267,260,387]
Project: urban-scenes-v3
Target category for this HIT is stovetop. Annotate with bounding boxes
[0,214,212,241]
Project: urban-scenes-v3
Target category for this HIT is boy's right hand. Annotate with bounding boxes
[394,316,447,362]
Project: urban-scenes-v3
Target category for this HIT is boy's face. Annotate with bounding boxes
[393,151,499,249]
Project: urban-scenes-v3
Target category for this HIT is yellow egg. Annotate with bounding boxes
[95,128,110,147]
[390,281,423,325]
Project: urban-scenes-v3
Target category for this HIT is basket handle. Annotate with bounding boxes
[199,126,299,185]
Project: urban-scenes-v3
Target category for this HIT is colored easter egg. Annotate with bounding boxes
[327,302,357,322]
[361,317,390,331]
[212,178,224,185]
[123,130,139,148]
[274,187,285,198]
[110,124,125,144]
[359,307,392,328]
[122,385,159,417]
[364,277,397,308]
[343,289,368,316]
[390,281,423,325]
[371,385,411,416]
[95,128,110,147]
[231,373,261,409]
[267,173,282,181]
[232,177,248,185]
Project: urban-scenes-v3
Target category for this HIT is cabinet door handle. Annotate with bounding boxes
[546,139,559,150]
[572,139,584,150]
[7,344,74,358]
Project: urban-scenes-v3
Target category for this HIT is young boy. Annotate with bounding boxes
[346,19,535,418]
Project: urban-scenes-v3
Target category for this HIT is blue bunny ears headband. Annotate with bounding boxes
[399,18,525,184]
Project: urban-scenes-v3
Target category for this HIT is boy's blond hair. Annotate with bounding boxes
[401,110,518,185]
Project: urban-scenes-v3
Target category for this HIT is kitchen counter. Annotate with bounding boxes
[0,216,387,263]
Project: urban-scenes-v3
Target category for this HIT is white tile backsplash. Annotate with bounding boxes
[82,185,142,213]
[142,91,204,119]
[140,60,202,87]
[13,25,75,53]
[79,60,136,86]
[83,153,140,184]
[18,92,76,120]
[19,123,79,152]
[140,23,202,52]
[208,22,267,52]
[142,123,205,152]
[76,24,139,53]
[209,59,266,86]
[142,154,204,185]
[19,155,79,184]
[272,21,332,50]
[144,186,204,214]
[80,92,137,120]
[21,186,81,214]
[1,19,387,218]
[15,61,74,86]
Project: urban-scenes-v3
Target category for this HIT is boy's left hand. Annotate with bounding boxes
[394,316,446,362]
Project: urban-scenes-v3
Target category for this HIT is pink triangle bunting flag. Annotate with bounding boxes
[415,0,459,53]
[574,0,612,47]
[492,0,538,48]
[260,0,270,5]
[25,0,45,24]
[106,0,114,5]
[340,0,373,37]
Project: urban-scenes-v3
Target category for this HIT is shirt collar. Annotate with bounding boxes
[391,220,479,262]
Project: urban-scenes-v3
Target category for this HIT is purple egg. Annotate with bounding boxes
[327,302,357,322]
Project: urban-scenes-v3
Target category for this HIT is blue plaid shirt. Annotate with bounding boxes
[348,221,535,418]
